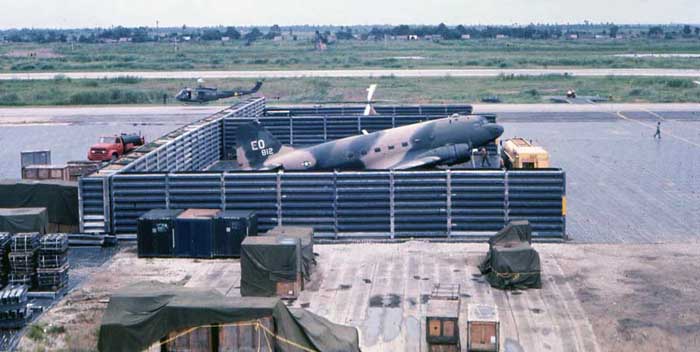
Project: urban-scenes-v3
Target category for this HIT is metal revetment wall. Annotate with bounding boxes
[123,97,265,173]
[108,170,566,240]
[222,114,497,160]
[78,98,265,234]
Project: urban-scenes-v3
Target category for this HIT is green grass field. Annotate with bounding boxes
[1,75,698,106]
[1,39,700,73]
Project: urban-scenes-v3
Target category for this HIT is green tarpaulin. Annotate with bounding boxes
[0,180,78,225]
[98,281,360,352]
[0,208,48,233]
[266,226,315,279]
[479,220,542,290]
[240,235,302,297]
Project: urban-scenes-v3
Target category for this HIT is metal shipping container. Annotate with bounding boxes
[212,210,257,258]
[174,209,221,258]
[137,209,184,258]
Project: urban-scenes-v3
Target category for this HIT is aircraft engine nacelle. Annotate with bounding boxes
[427,143,472,164]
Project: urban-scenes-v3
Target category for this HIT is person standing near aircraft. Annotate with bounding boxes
[480,147,491,167]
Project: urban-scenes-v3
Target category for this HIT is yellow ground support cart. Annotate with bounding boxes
[501,138,550,169]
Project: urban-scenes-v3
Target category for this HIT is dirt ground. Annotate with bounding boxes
[15,241,700,352]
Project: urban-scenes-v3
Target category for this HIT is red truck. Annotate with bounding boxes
[88,134,145,161]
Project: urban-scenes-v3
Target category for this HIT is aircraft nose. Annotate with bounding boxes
[484,123,504,139]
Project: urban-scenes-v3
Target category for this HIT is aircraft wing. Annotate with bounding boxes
[391,156,443,170]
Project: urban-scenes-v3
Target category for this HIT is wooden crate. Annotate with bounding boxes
[467,304,500,352]
[426,298,460,346]
[21,165,68,181]
[276,272,302,299]
[165,325,213,352]
[428,343,460,352]
[219,316,274,351]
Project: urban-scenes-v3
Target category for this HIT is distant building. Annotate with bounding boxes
[568,34,579,39]
[272,35,283,41]
[182,36,191,41]
[461,34,471,39]
[595,34,606,39]
[221,36,230,42]
[495,34,508,39]
[118,37,132,42]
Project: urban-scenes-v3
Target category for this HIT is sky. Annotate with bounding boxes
[1,0,699,29]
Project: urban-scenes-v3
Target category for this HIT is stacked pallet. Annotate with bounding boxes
[8,233,40,288]
[0,233,11,285]
[37,234,69,291]
[0,285,30,328]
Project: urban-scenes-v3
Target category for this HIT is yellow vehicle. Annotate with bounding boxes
[501,138,550,169]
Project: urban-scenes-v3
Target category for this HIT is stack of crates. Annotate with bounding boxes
[0,233,11,285]
[8,233,40,288]
[37,234,69,291]
[426,284,461,352]
[0,285,30,328]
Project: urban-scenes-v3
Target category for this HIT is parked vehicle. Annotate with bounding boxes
[87,134,145,161]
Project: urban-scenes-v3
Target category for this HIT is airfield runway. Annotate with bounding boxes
[0,103,698,244]
[2,68,700,80]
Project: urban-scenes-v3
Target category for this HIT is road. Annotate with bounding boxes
[2,68,700,80]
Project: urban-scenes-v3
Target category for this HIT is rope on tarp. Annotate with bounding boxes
[154,319,316,352]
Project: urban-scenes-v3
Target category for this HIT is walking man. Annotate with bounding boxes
[480,147,491,167]
[653,121,661,139]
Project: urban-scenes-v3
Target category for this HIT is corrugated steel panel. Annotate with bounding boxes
[507,170,566,239]
[393,171,448,236]
[112,174,167,234]
[280,172,335,236]
[224,173,279,232]
[450,170,506,234]
[168,174,223,210]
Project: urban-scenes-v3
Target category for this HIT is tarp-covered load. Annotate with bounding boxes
[266,226,315,279]
[98,281,360,352]
[0,180,79,225]
[0,208,48,233]
[240,235,302,297]
[479,221,541,290]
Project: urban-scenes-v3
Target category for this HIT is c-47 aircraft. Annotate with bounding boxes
[176,80,263,103]
[236,114,504,171]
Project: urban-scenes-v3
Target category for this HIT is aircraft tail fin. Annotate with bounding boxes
[250,80,263,93]
[235,122,284,169]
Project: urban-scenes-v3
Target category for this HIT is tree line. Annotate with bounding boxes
[2,23,699,43]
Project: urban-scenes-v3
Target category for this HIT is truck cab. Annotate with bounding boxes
[88,134,145,161]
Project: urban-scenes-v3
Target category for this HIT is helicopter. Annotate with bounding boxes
[175,79,263,103]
